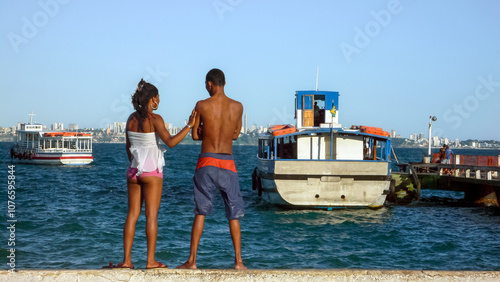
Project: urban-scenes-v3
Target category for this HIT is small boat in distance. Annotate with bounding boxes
[252,90,392,209]
[10,114,93,165]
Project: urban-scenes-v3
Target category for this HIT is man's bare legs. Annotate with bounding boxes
[229,219,247,270]
[177,215,247,270]
[177,214,205,269]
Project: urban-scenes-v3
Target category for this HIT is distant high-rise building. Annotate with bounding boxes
[432,136,440,147]
[112,121,125,133]
[58,123,64,130]
[68,124,79,130]
[244,113,247,134]
[391,130,396,138]
[443,138,449,146]
[52,123,58,130]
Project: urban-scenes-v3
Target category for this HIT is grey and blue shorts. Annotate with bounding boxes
[193,153,245,220]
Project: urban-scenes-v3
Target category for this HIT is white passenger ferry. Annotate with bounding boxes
[252,90,392,209]
[10,115,93,165]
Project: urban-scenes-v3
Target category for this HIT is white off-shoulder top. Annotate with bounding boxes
[127,131,166,176]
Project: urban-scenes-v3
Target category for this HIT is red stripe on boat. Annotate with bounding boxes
[32,156,94,160]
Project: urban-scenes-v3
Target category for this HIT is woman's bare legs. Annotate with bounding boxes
[140,176,165,268]
[122,178,142,268]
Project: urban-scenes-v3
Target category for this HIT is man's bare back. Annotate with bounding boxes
[192,82,242,154]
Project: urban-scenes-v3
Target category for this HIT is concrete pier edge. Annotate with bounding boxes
[2,269,500,282]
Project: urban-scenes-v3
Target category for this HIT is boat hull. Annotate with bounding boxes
[255,160,391,209]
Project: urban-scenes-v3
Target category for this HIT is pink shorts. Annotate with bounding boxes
[127,167,163,181]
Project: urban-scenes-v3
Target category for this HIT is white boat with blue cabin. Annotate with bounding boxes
[252,90,392,209]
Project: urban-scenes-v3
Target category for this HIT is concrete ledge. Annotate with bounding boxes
[2,269,500,282]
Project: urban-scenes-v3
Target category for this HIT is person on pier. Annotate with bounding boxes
[443,145,453,164]
[106,79,196,269]
[177,68,247,270]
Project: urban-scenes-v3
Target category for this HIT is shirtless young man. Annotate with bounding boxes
[177,68,247,270]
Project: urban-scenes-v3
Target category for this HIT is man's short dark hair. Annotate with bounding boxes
[206,68,225,86]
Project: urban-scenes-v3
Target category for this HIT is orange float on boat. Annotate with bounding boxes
[268,124,296,136]
[351,125,390,137]
[44,132,64,137]
[44,132,91,137]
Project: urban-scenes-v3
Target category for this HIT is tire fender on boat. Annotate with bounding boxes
[251,167,258,190]
[251,167,263,196]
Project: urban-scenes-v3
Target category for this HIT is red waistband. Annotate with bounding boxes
[196,157,237,173]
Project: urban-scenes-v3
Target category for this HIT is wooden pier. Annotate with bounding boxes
[390,161,500,206]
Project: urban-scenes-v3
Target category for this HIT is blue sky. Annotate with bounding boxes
[1,0,499,140]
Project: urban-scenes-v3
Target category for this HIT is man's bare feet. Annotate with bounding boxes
[234,259,247,270]
[176,261,197,269]
[146,261,167,269]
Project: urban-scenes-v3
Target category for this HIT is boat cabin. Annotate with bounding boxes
[17,123,44,150]
[258,131,390,162]
[15,123,92,153]
[295,90,340,129]
[259,90,391,163]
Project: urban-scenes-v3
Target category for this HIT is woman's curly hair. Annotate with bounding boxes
[131,79,158,119]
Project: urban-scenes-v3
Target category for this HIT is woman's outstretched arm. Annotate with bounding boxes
[153,110,196,148]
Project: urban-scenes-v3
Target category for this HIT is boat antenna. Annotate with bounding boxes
[28,111,35,124]
[315,65,319,91]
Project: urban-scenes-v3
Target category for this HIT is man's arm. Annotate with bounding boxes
[191,101,203,140]
[232,103,243,140]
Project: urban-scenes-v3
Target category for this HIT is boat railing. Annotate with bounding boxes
[37,148,92,153]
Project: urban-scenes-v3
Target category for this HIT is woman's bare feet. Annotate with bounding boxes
[176,261,197,269]
[102,262,134,269]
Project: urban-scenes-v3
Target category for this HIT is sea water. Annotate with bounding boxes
[1,142,500,270]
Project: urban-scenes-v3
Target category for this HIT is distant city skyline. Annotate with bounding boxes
[3,113,496,143]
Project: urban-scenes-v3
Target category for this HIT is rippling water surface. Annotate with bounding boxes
[1,143,500,270]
